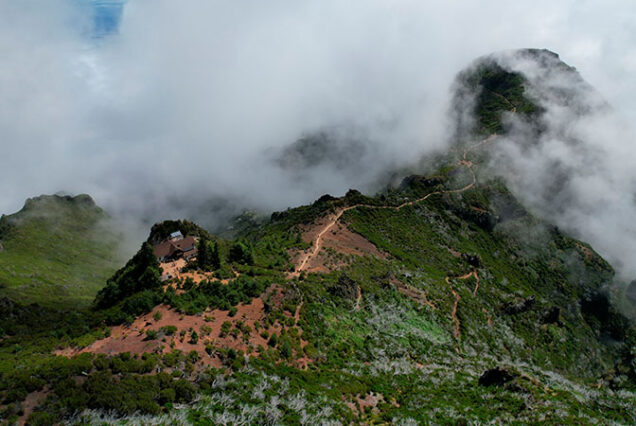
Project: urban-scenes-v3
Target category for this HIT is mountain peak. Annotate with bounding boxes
[22,193,97,211]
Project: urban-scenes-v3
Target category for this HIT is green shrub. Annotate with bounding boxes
[182,277,195,291]
[205,343,215,355]
[280,340,293,359]
[187,350,199,363]
[198,238,221,270]
[229,242,254,265]
[159,388,175,404]
[93,354,109,370]
[163,351,182,368]
[173,379,196,403]
[268,333,278,347]
[27,411,58,426]
[220,321,232,337]
[160,325,178,336]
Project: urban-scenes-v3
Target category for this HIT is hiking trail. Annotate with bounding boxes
[292,135,496,278]
[354,285,362,310]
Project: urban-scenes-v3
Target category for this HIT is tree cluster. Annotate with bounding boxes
[93,243,162,310]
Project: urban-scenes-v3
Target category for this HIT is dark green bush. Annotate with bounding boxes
[94,243,162,309]
[160,325,178,336]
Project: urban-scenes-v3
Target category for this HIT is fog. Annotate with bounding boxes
[2,1,636,279]
[469,49,636,282]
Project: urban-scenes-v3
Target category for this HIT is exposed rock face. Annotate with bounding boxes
[478,367,516,387]
[329,274,359,301]
[461,253,482,268]
[398,175,445,191]
[448,202,498,232]
[501,295,535,315]
[542,306,562,325]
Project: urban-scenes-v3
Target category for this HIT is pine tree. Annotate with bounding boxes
[210,242,221,270]
[229,241,254,265]
[197,237,210,270]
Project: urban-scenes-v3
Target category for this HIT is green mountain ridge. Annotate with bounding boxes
[0,194,127,308]
[1,49,635,424]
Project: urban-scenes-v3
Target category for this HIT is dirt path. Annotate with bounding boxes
[490,90,518,113]
[445,276,462,339]
[463,133,498,160]
[472,272,480,296]
[292,136,495,343]
[456,270,480,296]
[482,308,493,328]
[354,285,362,310]
[444,269,481,340]
[294,299,304,324]
[292,136,496,278]
[295,209,350,274]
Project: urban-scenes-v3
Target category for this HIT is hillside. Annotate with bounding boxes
[0,194,127,308]
[0,50,634,424]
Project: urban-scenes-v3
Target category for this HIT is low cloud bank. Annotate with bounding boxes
[2,2,636,280]
[468,50,636,284]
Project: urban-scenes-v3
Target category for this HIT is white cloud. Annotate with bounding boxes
[2,1,636,264]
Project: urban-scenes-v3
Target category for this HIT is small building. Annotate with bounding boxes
[153,235,198,262]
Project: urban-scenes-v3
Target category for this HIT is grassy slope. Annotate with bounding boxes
[0,194,125,308]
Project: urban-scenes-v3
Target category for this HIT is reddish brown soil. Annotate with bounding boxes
[56,286,307,367]
[160,260,238,294]
[391,276,436,309]
[161,259,237,283]
[160,259,187,281]
[290,220,386,276]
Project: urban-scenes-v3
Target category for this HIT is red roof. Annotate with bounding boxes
[153,236,197,260]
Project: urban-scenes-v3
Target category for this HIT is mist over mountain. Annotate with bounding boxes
[3,1,636,229]
[449,49,636,284]
[0,194,128,307]
[2,1,636,309]
[3,3,636,422]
